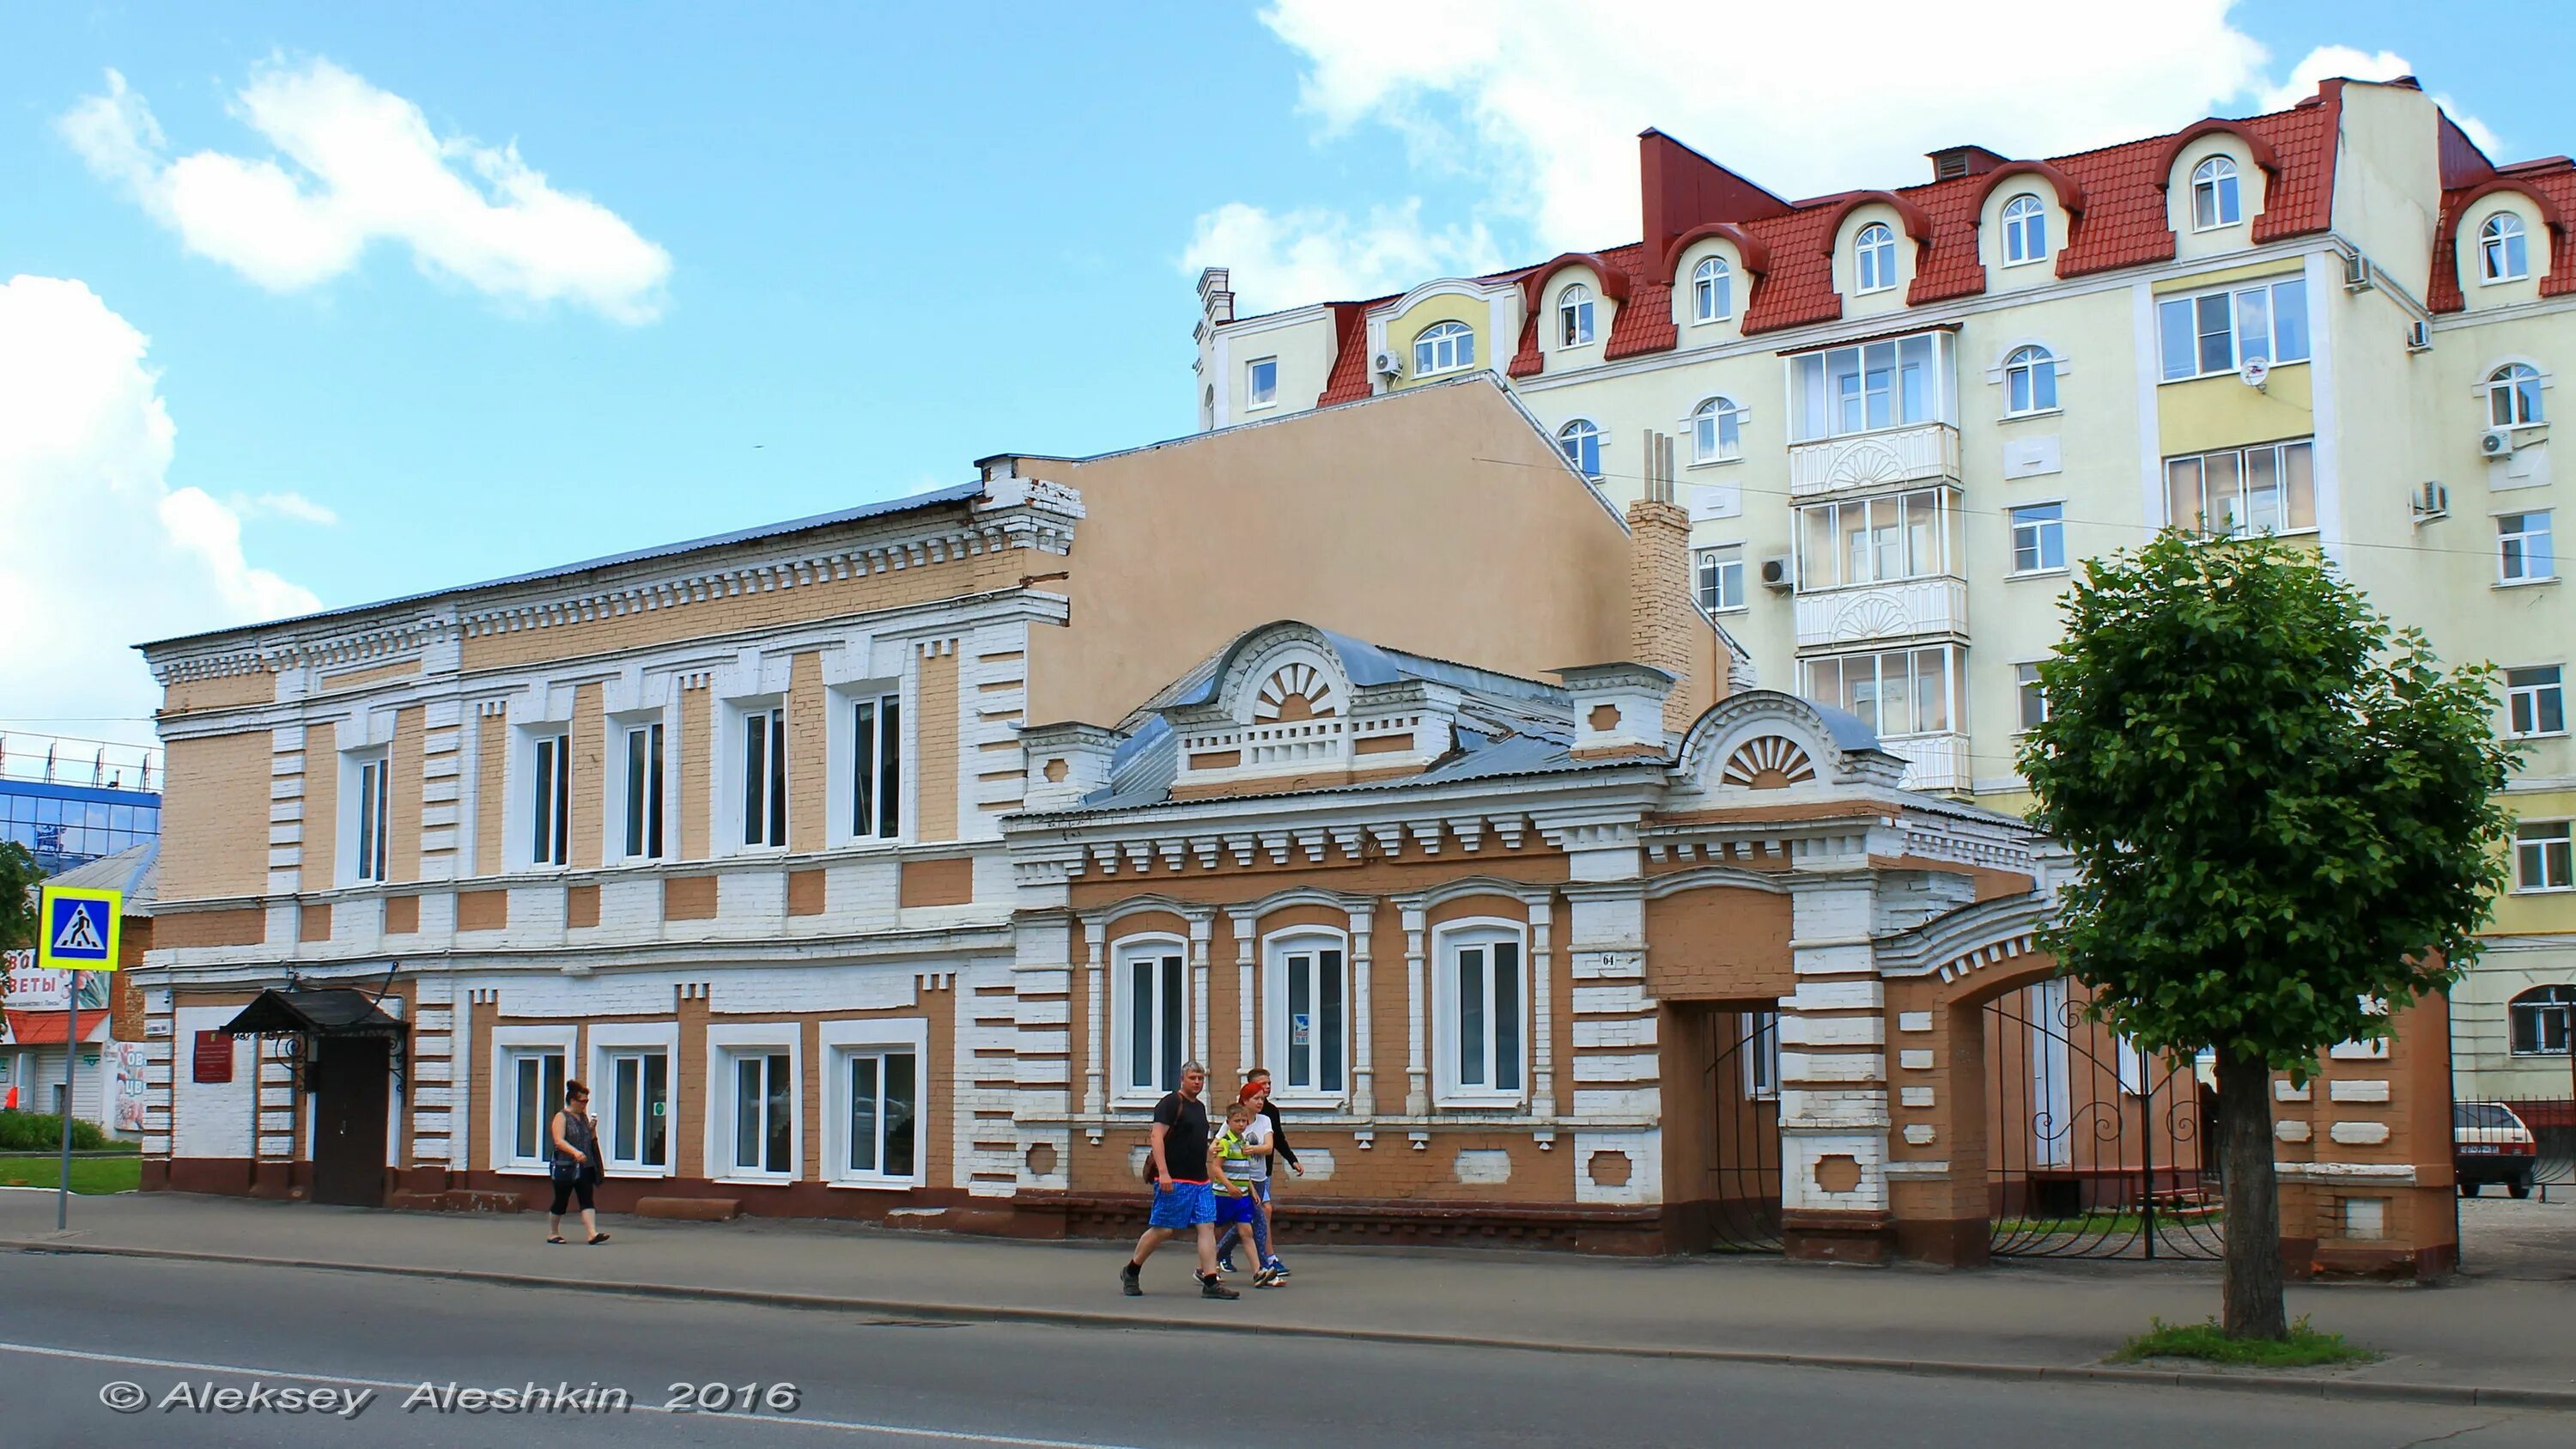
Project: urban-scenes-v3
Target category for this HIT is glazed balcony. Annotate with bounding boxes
[1787,422,1961,500]
[1792,576,1969,650]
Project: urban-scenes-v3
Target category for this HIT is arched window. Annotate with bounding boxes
[2190,156,2241,230]
[2488,363,2545,428]
[1855,222,1899,293]
[2004,345,2059,415]
[2002,194,2047,265]
[1692,256,1732,322]
[1413,320,1475,376]
[1556,419,1603,480]
[2510,984,2576,1056]
[1690,396,1744,463]
[2481,212,2530,283]
[1558,283,1595,347]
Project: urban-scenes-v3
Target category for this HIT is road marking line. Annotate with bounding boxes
[0,1340,1149,1449]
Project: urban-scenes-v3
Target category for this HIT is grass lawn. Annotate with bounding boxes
[0,1155,142,1194]
[2110,1317,2376,1368]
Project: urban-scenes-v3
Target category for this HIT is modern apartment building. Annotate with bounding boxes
[1191,76,2575,1103]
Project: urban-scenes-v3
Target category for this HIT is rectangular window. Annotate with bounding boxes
[1741,1011,1779,1100]
[2009,502,2066,574]
[729,1050,794,1175]
[741,706,787,848]
[2157,277,2311,381]
[1271,940,1346,1099]
[1789,332,1955,441]
[2518,821,2575,892]
[1802,646,1958,739]
[603,1049,669,1170]
[354,756,390,883]
[2500,511,2555,583]
[852,692,902,841]
[623,723,665,860]
[1794,488,1955,590]
[1696,545,1747,613]
[1443,931,1523,1098]
[2165,439,2315,537]
[2506,666,2567,738]
[531,734,570,867]
[1247,356,1278,409]
[1121,947,1188,1097]
[506,1048,567,1168]
[2015,662,2049,730]
[842,1049,919,1179]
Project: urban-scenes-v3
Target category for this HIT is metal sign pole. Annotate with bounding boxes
[58,971,77,1231]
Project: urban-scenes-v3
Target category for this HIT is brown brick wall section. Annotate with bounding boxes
[302,721,338,892]
[385,895,420,934]
[160,731,275,901]
[1643,887,1795,1001]
[566,884,601,929]
[474,713,506,877]
[298,904,332,942]
[1625,496,1704,733]
[162,673,278,714]
[679,685,711,861]
[155,908,269,948]
[914,645,960,842]
[571,685,606,870]
[390,707,424,884]
[786,869,827,916]
[788,653,828,852]
[665,876,719,921]
[898,858,974,908]
[455,890,508,932]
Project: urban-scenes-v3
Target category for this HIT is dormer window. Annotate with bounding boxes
[1557,419,1604,481]
[1414,320,1475,376]
[2001,194,2047,265]
[2190,156,2240,230]
[2489,363,2545,429]
[1558,283,1595,346]
[1855,222,1899,293]
[1692,256,1732,322]
[2482,213,2530,283]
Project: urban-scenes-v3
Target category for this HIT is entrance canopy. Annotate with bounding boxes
[220,989,404,1038]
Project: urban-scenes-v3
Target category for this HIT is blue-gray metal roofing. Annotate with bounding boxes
[139,481,987,649]
[1808,702,1882,754]
[45,840,160,911]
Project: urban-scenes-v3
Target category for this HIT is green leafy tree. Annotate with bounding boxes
[0,840,40,953]
[2020,533,2512,1339]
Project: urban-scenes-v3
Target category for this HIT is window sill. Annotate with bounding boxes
[1701,605,1749,617]
[1999,256,2049,270]
[1433,1094,1528,1112]
[495,1165,551,1178]
[602,1166,675,1180]
[713,1174,801,1188]
[2189,221,2245,234]
[827,1176,927,1191]
[1244,401,1276,413]
[2509,886,2573,897]
[2480,275,2531,288]
[2495,577,2561,590]
[2158,357,2310,386]
[2000,407,2063,423]
[1686,454,1743,470]
[1688,315,1733,327]
[2507,731,2570,742]
[2008,568,2071,581]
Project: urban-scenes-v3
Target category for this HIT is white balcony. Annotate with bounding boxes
[1788,422,1961,500]
[1793,577,1969,649]
[1880,734,1971,794]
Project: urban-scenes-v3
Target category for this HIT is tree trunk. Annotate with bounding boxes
[2216,1049,2287,1339]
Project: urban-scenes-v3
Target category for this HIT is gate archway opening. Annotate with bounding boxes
[1663,1002,1783,1253]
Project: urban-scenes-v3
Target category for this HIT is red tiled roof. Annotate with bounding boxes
[2427,167,2576,313]
[5,1009,109,1045]
[1316,301,1376,405]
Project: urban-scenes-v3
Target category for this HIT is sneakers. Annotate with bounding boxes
[1120,1262,1142,1297]
[1217,1252,1237,1275]
[1252,1265,1283,1289]
[1198,1271,1240,1300]
[1264,1257,1291,1280]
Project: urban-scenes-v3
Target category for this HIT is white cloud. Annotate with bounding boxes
[227,490,339,526]
[1195,3,2511,300]
[1183,199,1505,311]
[0,275,320,746]
[61,61,671,323]
[2255,45,2504,157]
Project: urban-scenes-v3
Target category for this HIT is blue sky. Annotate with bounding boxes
[3,2,2569,745]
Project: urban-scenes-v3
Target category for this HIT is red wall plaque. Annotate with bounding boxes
[191,1030,234,1084]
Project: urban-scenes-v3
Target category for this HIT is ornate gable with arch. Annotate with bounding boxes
[1667,689,1905,807]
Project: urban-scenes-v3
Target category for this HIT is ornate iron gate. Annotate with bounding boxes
[1985,983,2223,1260]
[1700,1008,1783,1253]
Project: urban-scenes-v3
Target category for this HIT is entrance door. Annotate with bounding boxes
[310,1038,391,1208]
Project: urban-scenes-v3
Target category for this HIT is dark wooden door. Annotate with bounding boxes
[311,1038,390,1208]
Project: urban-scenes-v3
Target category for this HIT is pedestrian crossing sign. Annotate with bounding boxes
[36,887,121,972]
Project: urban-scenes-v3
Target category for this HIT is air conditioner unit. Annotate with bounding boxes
[1759,555,1795,591]
[2342,253,2374,291]
[2412,481,2449,521]
[2481,427,2517,460]
[2405,319,2433,352]
[1371,350,1405,379]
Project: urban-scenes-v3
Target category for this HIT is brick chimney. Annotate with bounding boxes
[1626,430,1708,733]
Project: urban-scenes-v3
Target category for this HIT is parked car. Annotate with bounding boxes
[2455,1102,2538,1198]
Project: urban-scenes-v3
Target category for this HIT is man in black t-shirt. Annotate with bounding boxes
[1120,1060,1236,1300]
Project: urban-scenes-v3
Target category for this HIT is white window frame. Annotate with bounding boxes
[2510,985,2576,1055]
[2014,661,2050,732]
[1263,929,1350,1107]
[1788,331,1957,441]
[1246,356,1279,410]
[1696,545,1747,615]
[1801,645,1960,741]
[1432,918,1529,1108]
[1558,283,1595,347]
[2165,438,2317,539]
[344,746,392,886]
[2002,345,2058,416]
[610,714,669,862]
[1794,486,1956,591]
[705,1023,802,1184]
[2480,212,2530,284]
[529,731,571,868]
[489,1026,578,1176]
[1741,1010,1780,1100]
[1689,395,1745,464]
[2190,155,2241,230]
[732,698,789,851]
[1692,255,1732,323]
[1854,222,1899,294]
[2515,820,2574,894]
[2008,501,2067,575]
[2000,193,2047,266]
[2156,277,2309,381]
[821,1018,929,1189]
[1413,320,1475,376]
[2506,665,2567,740]
[2488,363,2545,429]
[588,1021,679,1178]
[850,688,902,843]
[2500,509,2556,585]
[1557,418,1605,481]
[1110,935,1189,1108]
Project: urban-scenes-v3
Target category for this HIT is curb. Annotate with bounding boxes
[10,1238,2573,1412]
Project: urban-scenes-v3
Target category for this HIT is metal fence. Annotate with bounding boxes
[2488,1098,2576,1187]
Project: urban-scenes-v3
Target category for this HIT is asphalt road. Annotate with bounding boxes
[0,1249,2563,1448]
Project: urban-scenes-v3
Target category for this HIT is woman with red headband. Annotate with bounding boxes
[1218,1070,1297,1281]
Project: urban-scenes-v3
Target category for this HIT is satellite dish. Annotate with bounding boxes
[2239,355,2271,388]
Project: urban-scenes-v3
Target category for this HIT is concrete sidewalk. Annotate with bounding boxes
[7,1191,2572,1406]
